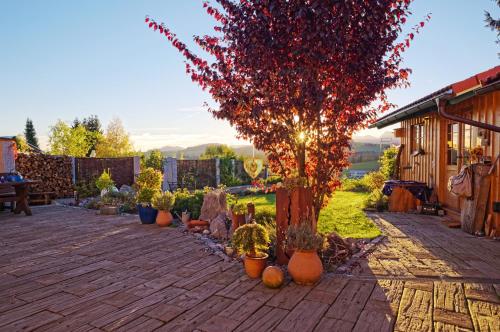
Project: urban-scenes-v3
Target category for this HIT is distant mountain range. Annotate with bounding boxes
[147,132,398,160]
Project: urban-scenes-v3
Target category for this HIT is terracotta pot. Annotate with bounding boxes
[232,213,246,231]
[156,210,173,227]
[243,253,268,279]
[188,220,210,229]
[288,249,323,285]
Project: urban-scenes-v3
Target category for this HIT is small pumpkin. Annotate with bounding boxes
[262,266,284,289]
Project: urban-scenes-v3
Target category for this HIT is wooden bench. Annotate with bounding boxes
[0,185,16,211]
[29,192,56,206]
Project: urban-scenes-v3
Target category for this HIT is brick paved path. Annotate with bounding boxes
[0,206,498,331]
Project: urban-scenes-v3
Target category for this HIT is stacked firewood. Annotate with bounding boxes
[16,153,74,198]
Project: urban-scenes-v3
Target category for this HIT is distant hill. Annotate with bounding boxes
[148,135,397,160]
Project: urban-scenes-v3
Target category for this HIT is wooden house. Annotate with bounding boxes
[371,66,500,237]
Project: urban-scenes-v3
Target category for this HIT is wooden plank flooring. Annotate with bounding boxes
[0,206,498,331]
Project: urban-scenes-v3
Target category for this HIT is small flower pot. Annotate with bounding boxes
[156,210,173,227]
[243,253,268,279]
[288,249,323,285]
[137,205,158,224]
[100,205,119,215]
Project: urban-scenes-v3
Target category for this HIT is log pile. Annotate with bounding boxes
[16,153,74,198]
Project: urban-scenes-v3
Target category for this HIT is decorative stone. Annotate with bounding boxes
[199,190,228,221]
[203,229,210,235]
[210,213,229,239]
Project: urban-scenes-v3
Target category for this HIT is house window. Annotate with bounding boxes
[411,123,425,152]
[447,123,459,165]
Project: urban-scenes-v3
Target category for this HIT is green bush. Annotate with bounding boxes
[172,188,205,219]
[341,177,369,192]
[253,208,275,225]
[135,167,162,191]
[152,191,175,211]
[232,202,248,215]
[137,188,159,206]
[75,179,100,198]
[380,146,398,179]
[264,175,282,185]
[363,189,388,211]
[362,171,386,191]
[232,223,270,257]
[95,169,115,192]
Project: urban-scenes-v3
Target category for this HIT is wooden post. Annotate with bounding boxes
[276,187,314,265]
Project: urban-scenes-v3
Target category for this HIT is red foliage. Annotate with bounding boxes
[146,1,428,217]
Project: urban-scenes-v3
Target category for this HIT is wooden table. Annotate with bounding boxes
[0,180,37,216]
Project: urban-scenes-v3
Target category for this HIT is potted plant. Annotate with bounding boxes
[136,188,159,224]
[152,191,175,227]
[99,192,122,215]
[231,202,247,231]
[95,169,116,197]
[232,223,270,278]
[286,223,324,285]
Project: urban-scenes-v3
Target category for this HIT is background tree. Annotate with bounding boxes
[73,115,103,156]
[24,118,39,148]
[147,1,426,217]
[95,118,134,157]
[485,0,500,51]
[15,135,29,153]
[200,144,236,160]
[48,120,90,157]
[144,149,164,172]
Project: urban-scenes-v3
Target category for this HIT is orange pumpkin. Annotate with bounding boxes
[262,266,284,289]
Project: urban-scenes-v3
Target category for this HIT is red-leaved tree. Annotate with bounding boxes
[146,0,429,218]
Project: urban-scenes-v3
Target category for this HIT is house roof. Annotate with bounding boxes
[371,65,500,129]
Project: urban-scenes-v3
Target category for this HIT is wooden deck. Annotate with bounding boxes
[0,206,498,332]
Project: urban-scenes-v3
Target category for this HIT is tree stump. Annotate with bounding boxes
[276,187,315,265]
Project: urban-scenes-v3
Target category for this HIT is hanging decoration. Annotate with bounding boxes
[244,145,263,179]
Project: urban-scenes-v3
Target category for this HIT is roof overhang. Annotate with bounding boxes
[369,91,451,129]
[370,66,500,129]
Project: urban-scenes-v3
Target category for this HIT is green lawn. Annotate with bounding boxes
[238,191,381,239]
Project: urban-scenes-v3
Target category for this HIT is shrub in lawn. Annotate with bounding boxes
[361,171,386,191]
[363,189,388,211]
[341,177,369,192]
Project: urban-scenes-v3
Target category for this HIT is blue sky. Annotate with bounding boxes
[0,0,498,150]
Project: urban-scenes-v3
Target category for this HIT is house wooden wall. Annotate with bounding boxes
[398,90,499,236]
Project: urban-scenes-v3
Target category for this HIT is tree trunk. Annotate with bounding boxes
[297,142,306,178]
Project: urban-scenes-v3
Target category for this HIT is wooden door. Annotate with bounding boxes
[443,121,460,210]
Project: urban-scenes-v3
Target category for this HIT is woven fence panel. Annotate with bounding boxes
[177,159,216,190]
[75,157,135,187]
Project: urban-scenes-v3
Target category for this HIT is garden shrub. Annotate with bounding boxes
[172,188,205,219]
[362,171,386,191]
[363,189,388,211]
[263,175,282,185]
[341,177,369,192]
[379,146,398,179]
[75,179,99,198]
[135,167,162,191]
[95,169,115,192]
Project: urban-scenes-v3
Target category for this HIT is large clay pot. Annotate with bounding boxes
[156,210,173,227]
[232,213,246,231]
[137,205,158,224]
[243,254,268,279]
[288,250,323,285]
